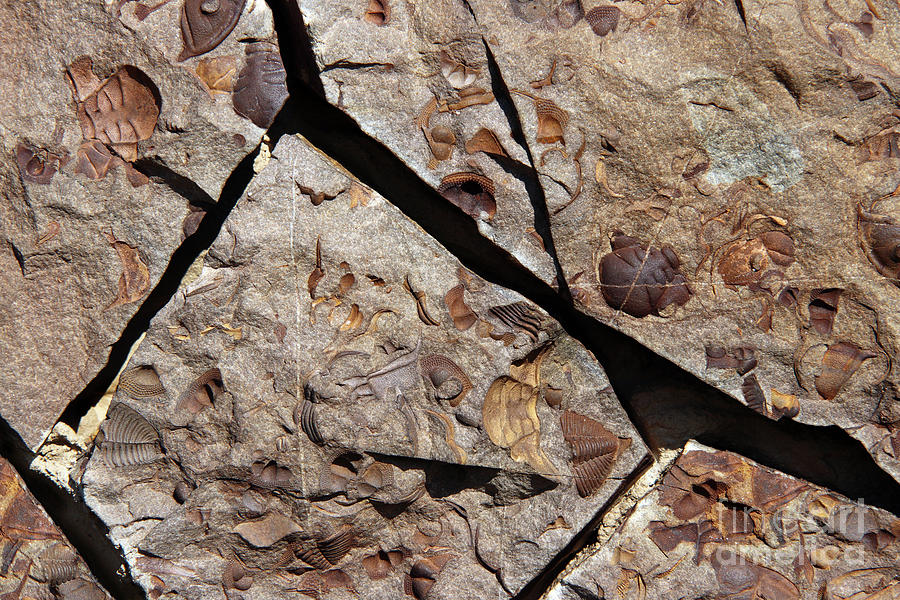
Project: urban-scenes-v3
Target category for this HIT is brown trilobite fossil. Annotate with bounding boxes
[444,284,477,331]
[249,460,292,489]
[177,368,224,413]
[438,172,497,220]
[16,143,63,184]
[233,42,289,128]
[421,354,473,407]
[586,5,620,36]
[118,366,165,399]
[808,288,842,334]
[488,302,542,341]
[98,403,164,466]
[717,231,795,286]
[560,410,627,497]
[857,202,899,287]
[598,232,692,318]
[178,0,247,61]
[815,342,877,400]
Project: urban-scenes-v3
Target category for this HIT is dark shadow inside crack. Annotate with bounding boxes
[0,416,146,599]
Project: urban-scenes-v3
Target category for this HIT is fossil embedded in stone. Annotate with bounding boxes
[117,366,165,399]
[421,354,472,407]
[439,51,478,89]
[465,127,508,157]
[233,41,289,128]
[15,143,63,184]
[177,0,246,61]
[97,403,163,466]
[808,288,842,334]
[815,342,877,400]
[195,55,238,93]
[444,284,477,331]
[488,302,542,341]
[586,5,620,36]
[177,368,223,413]
[364,0,391,25]
[857,202,900,287]
[560,410,626,497]
[104,232,151,310]
[438,172,496,220]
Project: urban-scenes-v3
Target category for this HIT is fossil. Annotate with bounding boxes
[36,221,61,247]
[296,384,325,445]
[560,410,626,497]
[862,130,900,160]
[340,303,363,331]
[710,550,800,600]
[68,59,160,163]
[403,276,439,326]
[425,409,468,464]
[364,0,391,25]
[195,55,238,94]
[117,366,165,399]
[483,344,557,475]
[648,520,723,565]
[319,451,362,495]
[296,526,354,569]
[249,460,292,489]
[511,90,568,144]
[74,140,119,180]
[177,0,246,61]
[421,354,473,406]
[488,302,542,341]
[362,549,403,580]
[98,402,164,466]
[309,236,325,299]
[444,284,477,331]
[770,389,800,419]
[233,41,289,128]
[465,127,508,157]
[404,554,452,600]
[857,202,899,287]
[598,232,692,318]
[585,5,620,36]
[223,560,253,591]
[36,543,77,585]
[815,342,877,400]
[437,172,497,220]
[338,272,356,296]
[57,578,107,600]
[15,142,64,184]
[425,125,456,168]
[342,340,421,401]
[182,210,206,240]
[176,368,223,413]
[104,231,151,310]
[741,374,768,417]
[808,288,842,334]
[234,512,300,547]
[717,231,795,286]
[705,346,757,375]
[440,51,478,89]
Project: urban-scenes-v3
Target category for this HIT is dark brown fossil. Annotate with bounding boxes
[857,202,899,287]
[37,543,77,585]
[741,374,768,417]
[98,403,164,466]
[249,460,292,489]
[437,172,497,220]
[403,276,439,326]
[117,366,165,399]
[648,520,723,565]
[420,354,473,407]
[585,5,620,36]
[74,140,119,180]
[710,550,799,600]
[815,342,877,400]
[182,210,206,240]
[808,288,842,334]
[233,42,289,129]
[223,560,253,591]
[362,549,403,580]
[488,301,542,341]
[705,346,757,375]
[560,410,627,497]
[176,368,224,413]
[15,143,64,184]
[598,232,691,318]
[444,284,477,331]
[296,383,325,445]
[177,0,247,61]
[364,0,391,25]
[404,554,451,600]
[297,526,354,569]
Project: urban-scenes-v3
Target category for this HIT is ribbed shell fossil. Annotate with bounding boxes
[297,526,354,569]
[598,232,692,318]
[178,0,246,61]
[444,284,477,331]
[176,368,223,413]
[233,42,289,129]
[488,302,542,341]
[465,128,507,157]
[741,374,768,417]
[585,6,620,35]
[560,410,624,497]
[808,288,842,334]
[857,203,899,287]
[438,172,497,220]
[74,140,118,180]
[421,354,473,407]
[296,384,325,445]
[223,560,253,591]
[37,543,77,584]
[404,555,452,600]
[815,342,877,400]
[249,460,292,489]
[98,403,163,466]
[118,366,165,399]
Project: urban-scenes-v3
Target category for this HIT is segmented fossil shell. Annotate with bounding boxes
[741,374,768,417]
[223,560,253,591]
[319,452,361,494]
[443,284,477,331]
[863,130,900,159]
[364,0,391,25]
[74,140,118,180]
[118,366,165,399]
[56,578,107,600]
[560,410,622,497]
[99,403,163,466]
[759,231,795,266]
[438,172,496,220]
[16,143,62,184]
[857,204,900,287]
[808,288,842,334]
[815,342,877,400]
[105,232,151,310]
[421,354,473,407]
[362,550,397,579]
[533,97,568,144]
[178,0,246,61]
[599,232,691,318]
[37,543,77,584]
[319,526,354,564]
[488,302,542,341]
[233,42,289,129]
[361,462,394,489]
[586,5,620,36]
[404,555,451,600]
[177,368,223,413]
[249,460,292,489]
[705,346,757,375]
[298,393,325,445]
[76,66,160,158]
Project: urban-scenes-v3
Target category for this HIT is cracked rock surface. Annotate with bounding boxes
[79,134,648,599]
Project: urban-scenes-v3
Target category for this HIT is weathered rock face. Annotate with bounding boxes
[301,0,558,283]
[437,0,900,482]
[0,0,284,449]
[0,458,112,599]
[548,441,900,600]
[79,135,648,599]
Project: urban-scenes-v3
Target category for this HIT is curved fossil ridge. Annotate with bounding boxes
[98,403,163,466]
[420,354,473,407]
[560,410,627,497]
[178,0,247,61]
[117,366,165,399]
[444,284,477,331]
[233,41,289,129]
[438,172,497,220]
[483,345,556,475]
[76,66,160,154]
[488,301,542,341]
[176,368,224,413]
[296,526,354,570]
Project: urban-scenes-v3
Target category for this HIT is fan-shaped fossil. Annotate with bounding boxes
[465,127,508,157]
[511,90,569,144]
[857,202,899,287]
[362,550,403,580]
[296,384,325,445]
[560,410,626,497]
[404,554,452,600]
[421,354,473,407]
[586,5,620,35]
[808,288,842,334]
[364,0,391,25]
[815,342,877,400]
[176,368,224,413]
[233,42,289,128]
[598,232,692,318]
[297,526,354,569]
[177,0,246,61]
[249,460,292,489]
[444,284,477,331]
[118,366,165,399]
[438,172,496,220]
[98,403,163,466]
[488,302,542,341]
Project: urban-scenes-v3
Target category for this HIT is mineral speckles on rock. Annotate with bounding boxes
[80,134,648,599]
